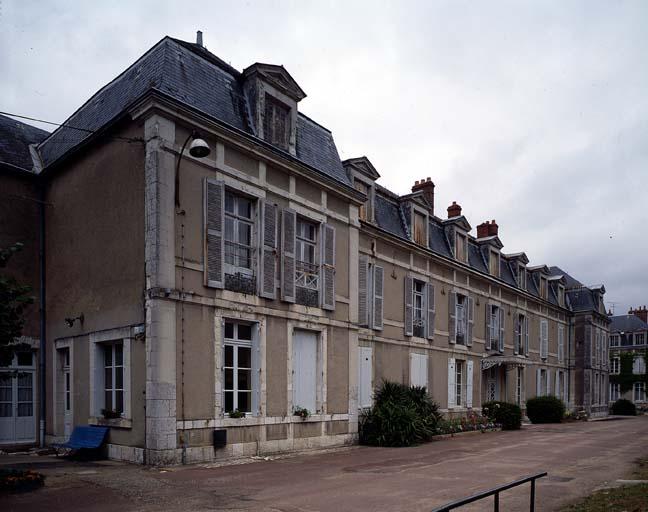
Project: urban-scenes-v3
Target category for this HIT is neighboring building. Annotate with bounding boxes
[609,307,648,406]
[0,33,609,460]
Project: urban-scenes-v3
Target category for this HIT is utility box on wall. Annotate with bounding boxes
[213,429,227,448]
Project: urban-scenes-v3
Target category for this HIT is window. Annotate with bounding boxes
[558,325,565,364]
[223,321,255,414]
[539,369,547,396]
[633,355,646,375]
[489,250,499,277]
[516,367,524,405]
[515,314,527,355]
[413,280,426,337]
[540,319,548,360]
[103,343,124,415]
[610,382,620,402]
[410,353,428,389]
[518,265,527,290]
[263,94,290,150]
[634,382,646,402]
[224,191,254,275]
[610,334,620,347]
[455,233,467,262]
[455,294,467,345]
[413,212,427,245]
[354,180,369,221]
[595,330,601,367]
[62,348,71,412]
[487,304,503,352]
[539,277,547,299]
[594,373,599,404]
[455,360,464,407]
[635,333,646,346]
[295,218,318,290]
[558,285,565,307]
[611,357,620,374]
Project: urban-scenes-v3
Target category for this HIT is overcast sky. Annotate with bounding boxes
[2,1,646,315]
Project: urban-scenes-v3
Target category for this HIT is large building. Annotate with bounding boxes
[0,34,609,462]
[609,307,648,406]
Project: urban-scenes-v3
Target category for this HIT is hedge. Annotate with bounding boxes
[611,398,637,416]
[482,401,522,430]
[525,396,565,423]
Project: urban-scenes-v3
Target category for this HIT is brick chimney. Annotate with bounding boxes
[477,221,490,238]
[629,305,648,323]
[411,177,435,214]
[447,201,462,218]
[488,219,499,237]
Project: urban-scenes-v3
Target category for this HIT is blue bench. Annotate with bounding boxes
[52,426,109,456]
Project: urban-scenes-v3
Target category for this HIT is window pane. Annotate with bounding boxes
[115,367,124,390]
[0,404,11,417]
[17,352,33,366]
[225,217,235,242]
[224,345,234,367]
[238,347,251,368]
[105,391,112,410]
[115,344,123,366]
[104,345,112,366]
[224,391,234,412]
[238,369,251,391]
[0,386,11,402]
[66,391,71,411]
[18,404,33,417]
[305,244,315,264]
[238,198,252,219]
[224,369,234,390]
[238,222,251,245]
[105,368,112,390]
[237,324,252,341]
[115,391,124,414]
[239,247,251,268]
[224,322,234,339]
[18,388,31,401]
[225,192,235,214]
[238,391,251,412]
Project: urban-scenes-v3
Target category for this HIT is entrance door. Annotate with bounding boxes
[0,371,36,444]
[486,367,499,402]
[358,346,373,408]
[292,330,318,413]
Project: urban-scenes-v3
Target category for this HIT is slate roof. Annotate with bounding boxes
[610,315,648,333]
[549,266,583,289]
[37,37,350,187]
[374,193,407,238]
[0,114,49,172]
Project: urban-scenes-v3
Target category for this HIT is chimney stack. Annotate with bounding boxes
[477,221,490,238]
[447,201,462,218]
[629,306,648,323]
[411,177,435,214]
[488,219,499,237]
[196,30,203,47]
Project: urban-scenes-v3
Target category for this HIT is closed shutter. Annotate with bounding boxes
[358,346,373,408]
[426,282,435,340]
[280,208,296,302]
[448,291,457,344]
[258,200,278,299]
[498,307,505,353]
[485,303,492,350]
[410,353,428,389]
[564,373,568,404]
[546,368,551,396]
[524,316,530,356]
[466,360,474,408]
[447,357,456,408]
[466,296,474,347]
[372,266,384,331]
[358,256,369,327]
[514,313,520,355]
[558,326,564,363]
[404,276,414,337]
[204,179,224,288]
[320,223,336,310]
[536,368,542,397]
[540,320,548,359]
[555,371,560,398]
[585,324,592,366]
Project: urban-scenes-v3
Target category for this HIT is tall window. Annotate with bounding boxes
[633,355,646,375]
[539,369,547,396]
[634,382,646,402]
[264,94,290,150]
[413,212,426,245]
[518,265,527,290]
[516,314,525,354]
[104,343,124,415]
[595,330,601,367]
[295,218,318,290]
[489,251,499,277]
[455,294,467,345]
[611,357,620,374]
[516,367,523,405]
[610,383,620,402]
[63,348,71,412]
[354,180,369,221]
[223,321,254,414]
[610,334,620,347]
[539,277,547,299]
[224,191,254,274]
[455,360,464,407]
[455,234,467,262]
[413,280,425,337]
[488,305,500,351]
[635,333,646,346]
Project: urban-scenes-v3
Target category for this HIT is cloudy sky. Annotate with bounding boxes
[2,1,647,314]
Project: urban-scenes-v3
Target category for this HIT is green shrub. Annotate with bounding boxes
[525,396,565,423]
[359,381,441,447]
[482,401,522,430]
[611,398,637,416]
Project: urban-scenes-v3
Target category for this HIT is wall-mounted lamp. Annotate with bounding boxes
[175,130,212,209]
[65,313,84,328]
[441,287,446,296]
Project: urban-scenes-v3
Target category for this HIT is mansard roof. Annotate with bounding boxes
[609,314,648,333]
[0,114,49,172]
[243,62,307,101]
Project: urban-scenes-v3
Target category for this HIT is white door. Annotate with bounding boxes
[410,353,428,389]
[292,330,317,413]
[0,371,36,444]
[358,346,373,408]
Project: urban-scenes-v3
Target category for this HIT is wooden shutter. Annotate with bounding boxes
[536,368,542,397]
[554,371,560,398]
[585,324,592,366]
[466,360,474,408]
[485,303,492,350]
[466,296,474,347]
[540,320,548,359]
[426,282,435,340]
[448,291,457,344]
[410,353,427,389]
[524,316,530,356]
[558,326,564,363]
[358,256,369,327]
[404,276,414,337]
[447,357,456,408]
[258,200,278,299]
[372,266,384,330]
[280,208,296,303]
[320,223,336,310]
[498,307,505,353]
[514,313,520,355]
[204,179,224,288]
[546,368,551,396]
[358,346,373,408]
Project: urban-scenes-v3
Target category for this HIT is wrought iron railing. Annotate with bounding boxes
[431,472,547,512]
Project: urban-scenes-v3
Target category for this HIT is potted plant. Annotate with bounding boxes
[228,409,245,419]
[293,406,310,420]
[101,408,121,420]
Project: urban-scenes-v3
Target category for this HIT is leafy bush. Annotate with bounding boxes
[482,401,522,430]
[525,396,565,423]
[611,398,637,416]
[359,381,441,447]
[435,412,499,435]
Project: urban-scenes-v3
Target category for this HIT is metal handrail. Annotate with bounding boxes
[431,472,547,512]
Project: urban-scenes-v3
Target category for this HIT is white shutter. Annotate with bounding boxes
[536,368,542,397]
[404,276,414,337]
[320,223,336,310]
[372,266,384,330]
[514,313,520,355]
[447,357,456,408]
[426,283,435,340]
[410,353,428,389]
[524,316,530,356]
[448,291,457,344]
[358,346,373,408]
[466,296,474,347]
[564,373,568,404]
[258,200,278,299]
[558,326,564,363]
[485,303,492,350]
[204,179,224,288]
[540,320,548,359]
[555,371,560,398]
[498,307,505,353]
[358,256,369,327]
[466,360,474,408]
[281,208,296,302]
[546,368,551,396]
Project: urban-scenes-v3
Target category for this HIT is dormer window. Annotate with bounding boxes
[489,250,500,277]
[263,94,290,150]
[413,211,427,245]
[540,276,547,299]
[456,233,467,263]
[558,284,565,307]
[354,179,371,221]
[518,264,527,290]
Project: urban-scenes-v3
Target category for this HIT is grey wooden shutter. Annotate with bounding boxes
[447,357,456,408]
[426,282,435,340]
[358,255,369,327]
[449,291,457,344]
[524,316,530,356]
[281,208,296,303]
[514,313,520,355]
[404,276,413,336]
[498,307,505,352]
[258,200,278,299]
[536,368,542,396]
[204,179,224,288]
[466,296,474,347]
[372,265,384,330]
[320,223,336,310]
[585,324,592,366]
[485,303,492,350]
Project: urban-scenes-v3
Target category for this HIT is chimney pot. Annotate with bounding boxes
[477,221,490,238]
[196,30,203,47]
[488,219,499,237]
[447,201,462,218]
[411,177,435,215]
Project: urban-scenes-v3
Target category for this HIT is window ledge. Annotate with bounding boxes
[88,416,132,429]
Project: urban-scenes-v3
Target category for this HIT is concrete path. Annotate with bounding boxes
[2,416,648,511]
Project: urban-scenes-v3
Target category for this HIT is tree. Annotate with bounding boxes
[0,243,34,366]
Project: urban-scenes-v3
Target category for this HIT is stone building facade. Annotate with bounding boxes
[0,34,609,459]
[609,308,648,405]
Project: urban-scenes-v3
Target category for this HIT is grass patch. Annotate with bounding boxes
[561,458,648,511]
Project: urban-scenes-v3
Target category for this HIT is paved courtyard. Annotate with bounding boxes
[2,416,648,511]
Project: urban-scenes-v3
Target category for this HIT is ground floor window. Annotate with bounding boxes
[292,329,320,413]
[610,382,620,402]
[634,382,646,403]
[103,342,124,415]
[455,360,464,407]
[223,321,256,414]
[516,368,523,405]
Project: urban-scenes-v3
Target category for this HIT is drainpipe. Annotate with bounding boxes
[38,184,46,447]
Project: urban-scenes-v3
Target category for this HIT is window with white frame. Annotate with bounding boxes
[224,191,255,275]
[515,314,526,355]
[413,280,426,338]
[103,342,124,415]
[540,319,548,360]
[634,382,646,402]
[516,367,524,405]
[610,382,620,402]
[489,305,500,350]
[455,294,467,345]
[633,355,646,375]
[455,360,464,407]
[558,325,565,363]
[610,334,620,347]
[295,217,318,290]
[635,333,646,346]
[611,357,620,374]
[223,321,257,415]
